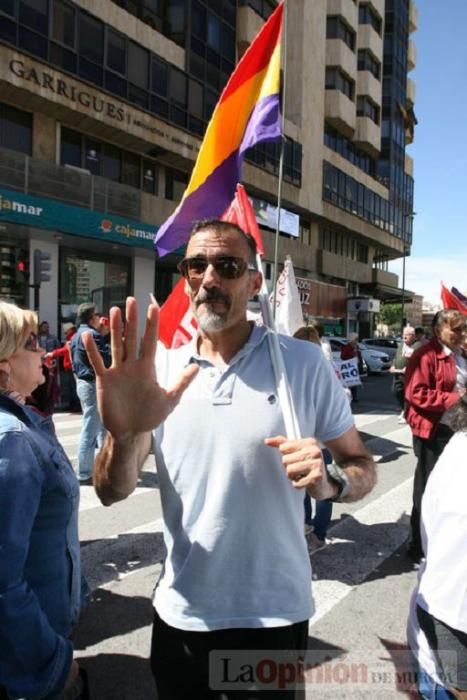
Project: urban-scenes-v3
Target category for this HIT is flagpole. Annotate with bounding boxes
[257,252,301,439]
[272,0,288,319]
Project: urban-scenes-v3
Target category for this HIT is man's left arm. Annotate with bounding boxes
[266,426,376,503]
[323,425,376,502]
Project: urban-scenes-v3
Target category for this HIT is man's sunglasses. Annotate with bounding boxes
[24,332,39,351]
[178,255,256,280]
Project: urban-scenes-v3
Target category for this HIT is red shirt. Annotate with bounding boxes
[404,337,459,439]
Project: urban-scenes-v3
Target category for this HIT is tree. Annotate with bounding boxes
[378,303,402,328]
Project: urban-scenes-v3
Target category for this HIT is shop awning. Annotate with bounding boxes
[359,282,415,304]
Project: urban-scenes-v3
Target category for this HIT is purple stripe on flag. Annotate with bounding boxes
[240,93,281,155]
[452,286,467,304]
[155,151,241,257]
[154,93,281,257]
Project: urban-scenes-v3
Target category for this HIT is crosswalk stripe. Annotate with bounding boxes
[309,477,412,626]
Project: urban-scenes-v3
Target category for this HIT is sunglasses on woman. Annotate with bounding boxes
[178,255,256,281]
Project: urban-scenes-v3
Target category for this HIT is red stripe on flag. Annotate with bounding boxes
[220,2,283,103]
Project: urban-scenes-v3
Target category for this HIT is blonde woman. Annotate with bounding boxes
[0,302,86,700]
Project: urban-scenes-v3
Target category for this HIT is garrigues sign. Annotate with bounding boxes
[8,58,199,152]
[9,59,126,122]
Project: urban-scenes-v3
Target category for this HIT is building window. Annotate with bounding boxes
[0,102,33,155]
[357,95,380,124]
[78,12,104,85]
[60,126,82,167]
[165,167,188,201]
[128,41,149,108]
[325,68,354,100]
[324,123,377,178]
[52,0,75,48]
[106,28,126,76]
[357,49,380,79]
[323,161,395,234]
[59,249,130,316]
[19,0,48,34]
[110,0,186,47]
[142,160,158,194]
[238,0,275,21]
[326,16,356,51]
[59,126,158,195]
[358,3,382,35]
[356,243,368,263]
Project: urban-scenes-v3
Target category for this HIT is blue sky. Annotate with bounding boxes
[388,0,467,305]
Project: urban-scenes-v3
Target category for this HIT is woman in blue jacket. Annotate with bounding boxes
[0,302,86,699]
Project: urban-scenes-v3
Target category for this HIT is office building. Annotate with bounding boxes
[0,0,416,337]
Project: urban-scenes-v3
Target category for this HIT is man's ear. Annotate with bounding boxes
[184,279,191,296]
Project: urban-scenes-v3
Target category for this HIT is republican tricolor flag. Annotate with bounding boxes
[154,2,283,257]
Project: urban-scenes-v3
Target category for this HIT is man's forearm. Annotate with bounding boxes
[93,431,152,506]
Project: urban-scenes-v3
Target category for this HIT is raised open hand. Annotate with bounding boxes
[82,297,198,438]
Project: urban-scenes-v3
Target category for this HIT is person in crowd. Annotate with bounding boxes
[71,302,111,484]
[340,333,363,402]
[414,326,428,346]
[84,219,376,700]
[407,393,467,700]
[99,316,111,339]
[36,321,61,413]
[389,325,420,423]
[37,320,60,352]
[46,324,80,411]
[0,302,87,700]
[404,309,467,563]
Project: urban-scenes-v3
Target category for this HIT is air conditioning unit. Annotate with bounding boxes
[347,298,381,313]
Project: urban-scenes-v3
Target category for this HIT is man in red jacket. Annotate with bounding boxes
[404,309,467,563]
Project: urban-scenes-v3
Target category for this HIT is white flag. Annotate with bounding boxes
[271,257,304,335]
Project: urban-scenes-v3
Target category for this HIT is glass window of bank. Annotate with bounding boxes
[59,249,130,325]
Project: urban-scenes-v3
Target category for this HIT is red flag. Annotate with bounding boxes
[158,278,197,348]
[223,184,264,255]
[158,184,263,348]
[440,283,467,314]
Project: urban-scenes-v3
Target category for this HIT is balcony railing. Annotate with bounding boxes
[0,147,141,220]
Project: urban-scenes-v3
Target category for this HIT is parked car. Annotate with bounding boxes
[361,337,399,360]
[326,337,391,374]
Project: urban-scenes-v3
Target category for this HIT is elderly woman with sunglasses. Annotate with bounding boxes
[0,302,85,700]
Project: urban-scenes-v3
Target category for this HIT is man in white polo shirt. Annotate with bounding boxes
[84,220,376,700]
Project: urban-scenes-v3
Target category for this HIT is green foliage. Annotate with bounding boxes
[378,303,402,327]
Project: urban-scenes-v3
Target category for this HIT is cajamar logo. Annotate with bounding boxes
[100,219,113,234]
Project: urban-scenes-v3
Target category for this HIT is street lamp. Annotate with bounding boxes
[400,247,407,334]
[400,211,416,333]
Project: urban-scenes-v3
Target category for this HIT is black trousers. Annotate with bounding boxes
[410,424,453,558]
[392,375,405,410]
[150,611,308,700]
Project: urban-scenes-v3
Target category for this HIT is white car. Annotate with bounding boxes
[325,337,391,374]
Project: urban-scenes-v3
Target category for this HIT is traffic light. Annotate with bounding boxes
[15,249,29,286]
[33,249,52,285]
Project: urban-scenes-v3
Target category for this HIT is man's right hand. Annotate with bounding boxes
[83,297,198,438]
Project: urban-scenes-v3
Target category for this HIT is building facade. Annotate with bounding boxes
[0,0,416,338]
